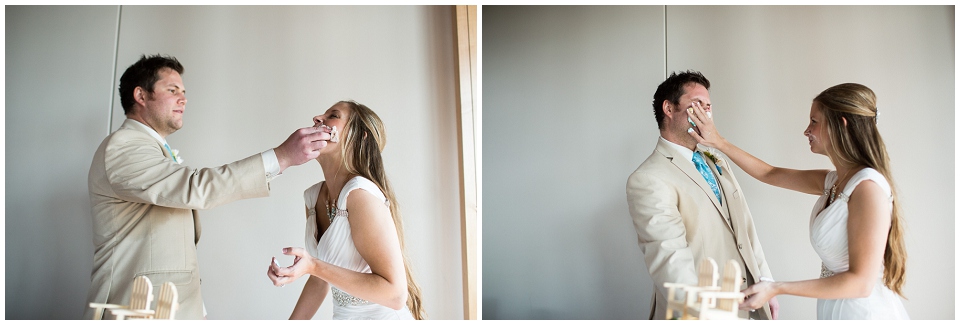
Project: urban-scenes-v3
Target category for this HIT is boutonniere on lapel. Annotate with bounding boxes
[701,149,723,175]
[164,143,184,164]
[171,149,183,164]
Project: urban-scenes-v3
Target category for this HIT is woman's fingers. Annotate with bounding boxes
[688,101,726,149]
[687,104,709,145]
[283,247,308,258]
[267,256,294,287]
[267,265,286,287]
[741,294,764,310]
[688,106,704,126]
[739,284,769,311]
[269,247,316,286]
[739,286,756,310]
[693,101,710,120]
[688,127,706,144]
[691,102,713,129]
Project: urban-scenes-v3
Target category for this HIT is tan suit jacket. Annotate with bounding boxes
[84,119,270,319]
[626,138,773,320]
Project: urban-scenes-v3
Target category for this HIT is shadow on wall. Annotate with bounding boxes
[592,197,654,319]
[481,197,654,320]
[482,299,563,320]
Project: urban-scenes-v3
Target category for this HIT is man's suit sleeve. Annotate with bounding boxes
[626,171,698,297]
[104,130,271,209]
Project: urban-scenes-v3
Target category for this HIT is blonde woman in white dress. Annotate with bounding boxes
[686,83,908,319]
[267,100,425,320]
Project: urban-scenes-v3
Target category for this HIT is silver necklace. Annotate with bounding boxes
[828,168,856,204]
[325,165,343,223]
[326,200,337,223]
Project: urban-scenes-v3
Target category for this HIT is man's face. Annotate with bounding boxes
[138,68,187,137]
[671,82,711,137]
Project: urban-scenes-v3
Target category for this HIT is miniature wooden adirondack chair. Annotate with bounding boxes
[697,260,746,320]
[663,257,719,320]
[154,282,180,319]
[111,282,179,319]
[663,258,746,320]
[88,275,154,320]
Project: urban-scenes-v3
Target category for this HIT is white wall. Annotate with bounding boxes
[5,6,121,320]
[483,5,954,320]
[483,6,666,319]
[5,5,464,320]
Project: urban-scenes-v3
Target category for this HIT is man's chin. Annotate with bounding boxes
[676,132,699,149]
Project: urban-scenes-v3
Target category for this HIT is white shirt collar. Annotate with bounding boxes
[660,136,696,163]
[127,119,168,146]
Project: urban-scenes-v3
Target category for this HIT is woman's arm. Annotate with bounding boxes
[289,205,329,319]
[688,102,828,195]
[270,189,408,310]
[740,180,891,308]
[289,275,330,319]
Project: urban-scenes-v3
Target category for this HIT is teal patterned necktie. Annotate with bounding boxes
[693,151,722,205]
[163,143,177,162]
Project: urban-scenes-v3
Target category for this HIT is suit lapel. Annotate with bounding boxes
[656,139,733,232]
[120,119,172,160]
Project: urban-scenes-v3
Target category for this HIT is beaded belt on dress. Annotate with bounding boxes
[332,287,372,306]
[820,263,836,278]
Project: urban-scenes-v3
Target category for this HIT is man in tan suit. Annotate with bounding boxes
[84,54,330,319]
[626,70,779,320]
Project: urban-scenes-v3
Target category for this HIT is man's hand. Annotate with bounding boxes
[275,127,331,172]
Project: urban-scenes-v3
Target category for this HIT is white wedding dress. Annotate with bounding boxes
[303,176,414,320]
[809,168,909,319]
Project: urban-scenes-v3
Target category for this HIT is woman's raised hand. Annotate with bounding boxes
[687,101,726,150]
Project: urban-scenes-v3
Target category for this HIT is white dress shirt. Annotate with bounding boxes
[659,136,695,165]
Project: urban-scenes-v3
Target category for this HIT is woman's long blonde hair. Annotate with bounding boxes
[336,100,426,319]
[815,83,906,297]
